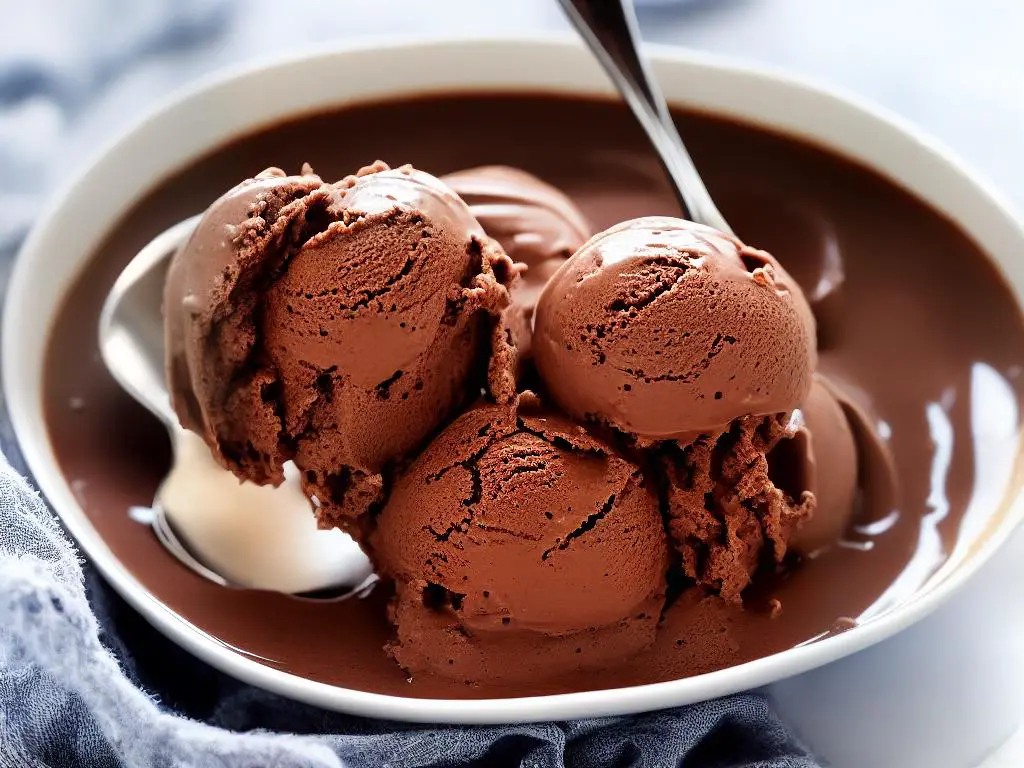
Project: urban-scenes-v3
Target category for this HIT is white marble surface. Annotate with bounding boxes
[5,1,1022,764]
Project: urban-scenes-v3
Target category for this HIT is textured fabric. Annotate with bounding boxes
[0,1,821,765]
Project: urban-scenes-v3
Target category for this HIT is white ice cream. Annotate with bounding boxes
[155,428,371,594]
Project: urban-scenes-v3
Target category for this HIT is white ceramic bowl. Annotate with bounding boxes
[4,36,1024,724]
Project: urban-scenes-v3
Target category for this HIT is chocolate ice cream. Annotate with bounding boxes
[787,376,858,556]
[441,165,592,314]
[533,216,817,443]
[165,162,515,533]
[373,396,668,683]
[661,413,815,601]
[443,166,592,403]
[529,216,821,600]
[165,166,325,439]
[51,93,1017,697]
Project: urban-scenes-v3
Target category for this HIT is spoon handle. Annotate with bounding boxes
[557,0,733,233]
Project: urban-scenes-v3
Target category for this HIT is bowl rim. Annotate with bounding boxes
[4,33,1024,724]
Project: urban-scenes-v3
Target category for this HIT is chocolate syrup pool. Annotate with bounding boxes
[42,94,1024,698]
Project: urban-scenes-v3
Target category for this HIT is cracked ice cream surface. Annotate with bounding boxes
[373,396,668,682]
[164,163,517,535]
[661,412,815,602]
[534,216,817,443]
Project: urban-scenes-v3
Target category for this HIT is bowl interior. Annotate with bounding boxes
[4,37,1024,723]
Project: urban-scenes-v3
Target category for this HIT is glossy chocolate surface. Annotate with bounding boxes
[43,93,1024,698]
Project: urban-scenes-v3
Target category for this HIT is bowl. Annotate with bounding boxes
[4,35,1024,724]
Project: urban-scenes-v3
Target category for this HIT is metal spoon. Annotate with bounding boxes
[98,216,374,597]
[557,0,733,233]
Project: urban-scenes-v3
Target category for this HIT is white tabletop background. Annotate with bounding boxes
[5,1,1022,765]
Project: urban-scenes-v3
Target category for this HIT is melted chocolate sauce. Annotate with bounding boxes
[42,94,1024,698]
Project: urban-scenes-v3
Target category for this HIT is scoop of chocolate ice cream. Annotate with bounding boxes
[443,166,591,404]
[534,217,817,443]
[662,413,815,601]
[441,165,591,315]
[373,396,668,683]
[787,376,858,556]
[165,166,325,439]
[165,163,515,534]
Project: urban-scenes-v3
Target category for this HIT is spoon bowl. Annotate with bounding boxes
[98,216,198,426]
[98,215,373,595]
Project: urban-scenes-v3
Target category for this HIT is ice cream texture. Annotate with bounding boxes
[533,217,817,442]
[166,166,865,684]
[441,165,591,315]
[442,165,593,403]
[165,162,516,535]
[373,396,668,683]
[661,412,815,601]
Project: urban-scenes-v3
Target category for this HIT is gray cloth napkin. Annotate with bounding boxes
[0,1,820,765]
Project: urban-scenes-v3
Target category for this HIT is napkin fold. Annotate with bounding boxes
[0,1,819,765]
